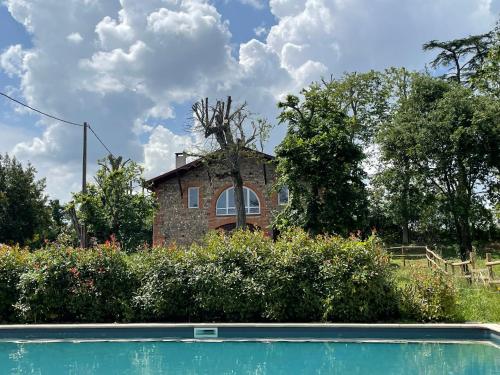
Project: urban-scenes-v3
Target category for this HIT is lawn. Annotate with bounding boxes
[391,256,500,323]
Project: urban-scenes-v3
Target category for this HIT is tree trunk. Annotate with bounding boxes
[458,219,472,261]
[400,160,411,245]
[456,160,472,260]
[232,171,246,229]
[402,223,409,245]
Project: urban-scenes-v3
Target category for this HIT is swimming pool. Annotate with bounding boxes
[0,324,498,374]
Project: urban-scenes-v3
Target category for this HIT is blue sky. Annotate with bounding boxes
[0,0,498,200]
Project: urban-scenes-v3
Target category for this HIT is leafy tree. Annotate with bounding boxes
[321,70,389,144]
[373,69,432,244]
[0,154,51,246]
[423,32,493,84]
[70,155,156,251]
[380,75,499,258]
[473,23,500,98]
[274,83,368,235]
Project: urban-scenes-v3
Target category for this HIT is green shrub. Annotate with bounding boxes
[0,230,469,323]
[320,236,398,322]
[15,244,135,322]
[398,267,458,322]
[0,245,28,322]
[135,229,397,322]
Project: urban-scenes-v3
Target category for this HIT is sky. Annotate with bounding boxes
[0,0,498,201]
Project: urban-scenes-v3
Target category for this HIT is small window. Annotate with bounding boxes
[278,186,289,205]
[188,187,199,208]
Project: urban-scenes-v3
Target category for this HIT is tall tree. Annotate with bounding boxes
[383,75,499,258]
[423,32,493,84]
[0,154,51,246]
[373,68,428,244]
[274,83,368,235]
[322,70,389,144]
[70,155,156,251]
[192,97,270,229]
[473,23,500,98]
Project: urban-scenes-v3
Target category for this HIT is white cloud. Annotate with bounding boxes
[0,0,498,201]
[0,44,27,77]
[253,25,267,38]
[239,0,265,9]
[66,32,84,44]
[143,125,194,178]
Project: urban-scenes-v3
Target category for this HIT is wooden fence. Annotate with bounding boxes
[387,245,499,288]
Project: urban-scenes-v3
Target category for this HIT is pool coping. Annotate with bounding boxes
[0,323,498,347]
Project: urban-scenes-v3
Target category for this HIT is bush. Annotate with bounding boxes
[136,229,397,322]
[0,245,28,322]
[14,244,135,323]
[0,230,469,323]
[397,267,457,322]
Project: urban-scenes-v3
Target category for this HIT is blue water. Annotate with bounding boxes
[0,341,498,374]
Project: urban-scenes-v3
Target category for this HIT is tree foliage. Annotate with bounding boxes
[0,154,53,247]
[423,32,494,84]
[70,155,156,251]
[376,74,499,257]
[274,83,368,235]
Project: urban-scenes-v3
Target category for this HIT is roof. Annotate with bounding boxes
[146,148,275,187]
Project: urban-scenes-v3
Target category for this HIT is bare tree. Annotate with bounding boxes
[192,96,270,229]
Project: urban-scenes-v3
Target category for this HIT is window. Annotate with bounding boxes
[278,186,289,205]
[188,187,199,208]
[216,187,260,216]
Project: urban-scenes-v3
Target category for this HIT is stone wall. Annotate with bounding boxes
[152,157,282,246]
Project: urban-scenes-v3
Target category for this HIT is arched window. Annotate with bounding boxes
[216,187,260,216]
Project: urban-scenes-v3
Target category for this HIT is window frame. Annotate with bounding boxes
[187,186,200,209]
[278,186,289,206]
[216,186,261,216]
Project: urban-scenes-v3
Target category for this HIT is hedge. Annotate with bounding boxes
[0,229,456,323]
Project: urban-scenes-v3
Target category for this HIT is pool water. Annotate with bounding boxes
[0,341,498,374]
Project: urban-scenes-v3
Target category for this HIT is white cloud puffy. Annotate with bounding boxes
[0,0,498,201]
[0,44,27,77]
[66,32,84,44]
[143,125,194,177]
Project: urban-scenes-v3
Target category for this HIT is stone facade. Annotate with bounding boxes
[149,153,282,246]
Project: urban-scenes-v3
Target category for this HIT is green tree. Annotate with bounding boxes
[71,155,157,251]
[423,32,493,84]
[0,154,51,246]
[473,23,500,98]
[373,69,431,244]
[322,70,389,144]
[380,75,499,258]
[274,83,368,235]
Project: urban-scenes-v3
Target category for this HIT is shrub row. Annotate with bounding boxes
[0,229,457,323]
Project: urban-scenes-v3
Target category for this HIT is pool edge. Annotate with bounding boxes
[0,323,498,347]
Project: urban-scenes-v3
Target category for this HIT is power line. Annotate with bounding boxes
[0,91,83,127]
[88,125,114,156]
[1,90,114,157]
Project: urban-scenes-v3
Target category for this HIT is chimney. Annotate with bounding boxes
[175,152,186,168]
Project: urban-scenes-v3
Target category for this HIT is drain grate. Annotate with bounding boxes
[194,327,219,339]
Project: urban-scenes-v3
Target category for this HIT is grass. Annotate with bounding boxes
[391,257,500,323]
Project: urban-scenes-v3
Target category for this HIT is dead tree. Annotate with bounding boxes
[192,96,269,229]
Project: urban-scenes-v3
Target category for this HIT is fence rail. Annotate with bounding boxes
[387,245,499,289]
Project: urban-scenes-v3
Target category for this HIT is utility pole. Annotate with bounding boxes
[81,122,88,248]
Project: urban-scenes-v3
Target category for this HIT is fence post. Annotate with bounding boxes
[486,253,494,282]
[470,252,476,270]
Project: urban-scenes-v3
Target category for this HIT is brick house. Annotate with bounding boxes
[147,150,289,246]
